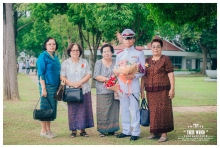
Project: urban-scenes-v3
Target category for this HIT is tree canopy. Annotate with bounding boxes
[146,3,217,31]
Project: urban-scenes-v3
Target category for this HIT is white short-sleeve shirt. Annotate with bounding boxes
[60,58,91,94]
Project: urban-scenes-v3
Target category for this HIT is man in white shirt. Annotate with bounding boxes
[115,29,145,141]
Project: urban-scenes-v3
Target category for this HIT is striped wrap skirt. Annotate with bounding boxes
[39,84,58,121]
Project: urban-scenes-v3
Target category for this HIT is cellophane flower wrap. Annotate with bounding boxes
[113,60,144,84]
[104,75,123,100]
[113,60,145,96]
[113,60,138,76]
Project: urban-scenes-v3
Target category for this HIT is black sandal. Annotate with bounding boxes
[80,132,89,137]
[70,132,76,138]
[100,133,105,137]
[108,132,115,135]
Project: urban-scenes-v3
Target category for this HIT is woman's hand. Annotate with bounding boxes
[41,88,47,97]
[141,91,145,99]
[61,77,67,83]
[169,89,175,99]
[114,72,120,77]
[72,81,82,88]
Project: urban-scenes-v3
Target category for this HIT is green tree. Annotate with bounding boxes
[67,3,155,87]
[49,14,79,61]
[146,3,217,74]
[25,3,69,57]
[199,19,217,71]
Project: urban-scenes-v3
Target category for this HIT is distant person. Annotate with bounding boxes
[141,38,175,142]
[37,37,61,138]
[19,61,23,73]
[35,63,38,75]
[22,61,26,71]
[26,60,30,74]
[30,61,34,72]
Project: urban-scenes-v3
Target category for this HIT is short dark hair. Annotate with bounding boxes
[151,38,163,48]
[100,44,114,54]
[42,37,58,51]
[67,43,83,57]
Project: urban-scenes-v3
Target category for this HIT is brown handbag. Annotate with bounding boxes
[54,80,65,101]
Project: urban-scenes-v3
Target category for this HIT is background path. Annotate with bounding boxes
[27,73,217,113]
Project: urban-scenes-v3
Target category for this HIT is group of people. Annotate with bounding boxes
[36,28,175,142]
[18,60,35,74]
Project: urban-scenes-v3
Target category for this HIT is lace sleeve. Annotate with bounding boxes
[84,59,91,75]
[93,60,101,79]
[60,60,67,76]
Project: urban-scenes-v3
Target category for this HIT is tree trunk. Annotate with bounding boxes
[78,24,84,58]
[90,32,102,88]
[199,41,208,75]
[90,58,96,88]
[3,3,20,100]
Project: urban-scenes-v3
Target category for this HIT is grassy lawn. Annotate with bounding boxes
[91,73,217,107]
[173,74,217,106]
[3,74,217,145]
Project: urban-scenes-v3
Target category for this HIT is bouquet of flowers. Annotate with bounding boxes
[104,75,118,89]
[138,63,145,73]
[113,60,145,96]
[113,60,138,75]
[103,75,123,99]
[113,60,145,84]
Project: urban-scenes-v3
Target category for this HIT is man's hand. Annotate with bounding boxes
[125,74,136,80]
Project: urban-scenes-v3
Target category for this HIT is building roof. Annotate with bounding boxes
[146,36,184,52]
[98,35,184,52]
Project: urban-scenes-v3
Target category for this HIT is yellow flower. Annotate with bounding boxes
[145,63,150,67]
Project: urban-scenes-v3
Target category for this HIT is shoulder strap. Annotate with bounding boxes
[34,97,53,109]
[140,98,149,110]
[117,49,124,54]
[132,93,139,102]
[135,48,142,51]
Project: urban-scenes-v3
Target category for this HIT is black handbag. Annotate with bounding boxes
[140,98,150,126]
[33,97,54,120]
[54,80,65,101]
[63,87,83,102]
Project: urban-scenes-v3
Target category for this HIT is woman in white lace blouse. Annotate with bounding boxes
[60,43,94,138]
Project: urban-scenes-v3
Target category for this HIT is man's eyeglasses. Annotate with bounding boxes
[123,37,134,40]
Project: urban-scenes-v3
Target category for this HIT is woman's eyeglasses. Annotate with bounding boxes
[71,50,79,52]
[152,46,161,49]
[47,43,56,46]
